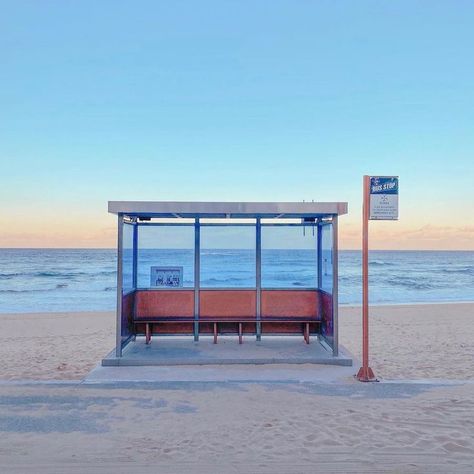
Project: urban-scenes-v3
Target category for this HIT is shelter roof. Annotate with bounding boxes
[108,201,348,219]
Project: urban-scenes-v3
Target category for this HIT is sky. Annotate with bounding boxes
[1,0,473,250]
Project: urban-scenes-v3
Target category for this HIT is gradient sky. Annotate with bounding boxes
[1,1,473,249]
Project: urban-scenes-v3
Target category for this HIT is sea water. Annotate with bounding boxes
[0,249,473,313]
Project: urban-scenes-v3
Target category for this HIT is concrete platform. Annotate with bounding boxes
[87,361,357,384]
[101,336,353,367]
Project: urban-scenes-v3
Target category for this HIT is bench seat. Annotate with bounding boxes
[134,316,320,345]
[134,317,194,344]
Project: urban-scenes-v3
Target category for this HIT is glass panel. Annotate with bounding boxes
[200,226,256,288]
[137,225,195,288]
[261,225,317,288]
[320,224,333,293]
[122,223,134,293]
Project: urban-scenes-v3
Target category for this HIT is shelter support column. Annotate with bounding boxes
[194,218,200,341]
[332,215,339,357]
[115,214,124,357]
[317,222,322,290]
[132,222,138,289]
[317,221,323,345]
[256,218,262,341]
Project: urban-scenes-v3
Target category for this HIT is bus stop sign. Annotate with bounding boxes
[369,176,399,220]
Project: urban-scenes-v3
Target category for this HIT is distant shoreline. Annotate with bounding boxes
[1,300,474,316]
[340,300,474,307]
[1,248,474,252]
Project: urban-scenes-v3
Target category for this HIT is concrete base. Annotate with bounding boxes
[86,362,357,384]
[102,336,353,367]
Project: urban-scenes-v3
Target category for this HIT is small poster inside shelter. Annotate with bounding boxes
[150,266,183,287]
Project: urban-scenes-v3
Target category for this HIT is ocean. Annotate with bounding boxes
[0,249,473,313]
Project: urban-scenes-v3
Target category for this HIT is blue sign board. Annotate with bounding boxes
[369,176,399,220]
[370,177,398,195]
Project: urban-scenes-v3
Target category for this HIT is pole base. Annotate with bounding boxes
[356,366,377,382]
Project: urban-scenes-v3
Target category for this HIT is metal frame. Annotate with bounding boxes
[332,215,339,356]
[317,223,322,290]
[194,218,200,341]
[133,287,319,291]
[133,222,325,227]
[115,214,123,357]
[112,201,347,358]
[256,218,262,340]
[316,220,335,354]
[132,223,138,289]
[135,286,258,291]
[109,200,348,218]
[134,223,195,227]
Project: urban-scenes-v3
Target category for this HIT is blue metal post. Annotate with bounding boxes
[194,218,200,341]
[256,218,262,341]
[132,222,138,289]
[115,214,124,357]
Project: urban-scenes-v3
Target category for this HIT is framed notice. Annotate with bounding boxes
[150,266,183,287]
[369,176,399,220]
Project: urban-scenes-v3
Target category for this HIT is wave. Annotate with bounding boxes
[383,277,439,290]
[104,287,116,291]
[0,270,117,279]
[0,288,56,294]
[201,251,251,257]
[0,274,18,280]
[440,267,474,276]
[36,270,116,278]
[266,273,314,283]
[201,277,249,285]
[339,275,362,283]
[369,261,395,266]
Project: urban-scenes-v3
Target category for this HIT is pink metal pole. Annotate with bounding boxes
[357,175,376,382]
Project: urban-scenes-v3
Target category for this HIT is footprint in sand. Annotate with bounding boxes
[443,442,473,454]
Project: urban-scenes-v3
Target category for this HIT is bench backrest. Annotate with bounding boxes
[134,290,194,319]
[200,290,256,318]
[133,289,320,321]
[261,290,319,318]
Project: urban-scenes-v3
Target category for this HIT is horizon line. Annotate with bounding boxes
[0,247,473,252]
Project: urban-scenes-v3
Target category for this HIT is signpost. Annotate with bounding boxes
[357,175,399,382]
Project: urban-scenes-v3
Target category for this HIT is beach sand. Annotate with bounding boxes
[340,302,474,381]
[1,303,473,381]
[0,381,473,473]
[0,311,115,380]
[0,304,473,473]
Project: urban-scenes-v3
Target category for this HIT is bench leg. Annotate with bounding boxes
[145,323,151,345]
[239,323,243,344]
[213,323,218,344]
[304,323,310,344]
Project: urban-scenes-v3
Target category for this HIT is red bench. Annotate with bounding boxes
[133,289,320,344]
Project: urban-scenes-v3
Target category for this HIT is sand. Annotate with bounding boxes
[0,304,473,473]
[0,303,473,381]
[0,311,115,380]
[340,302,474,380]
[0,382,473,473]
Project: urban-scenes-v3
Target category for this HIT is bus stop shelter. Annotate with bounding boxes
[103,201,351,366]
